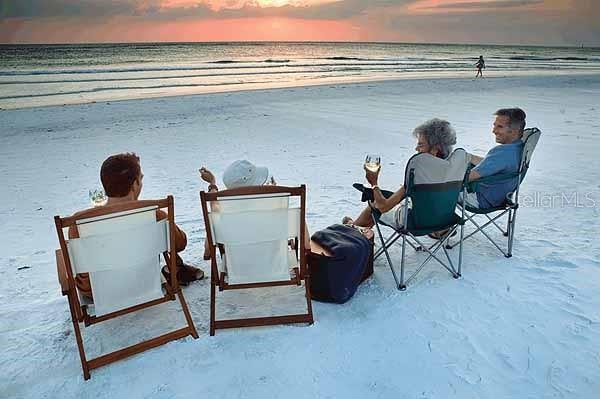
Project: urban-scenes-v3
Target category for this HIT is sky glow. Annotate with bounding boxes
[0,0,598,45]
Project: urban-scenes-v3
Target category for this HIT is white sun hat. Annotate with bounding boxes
[222,160,269,189]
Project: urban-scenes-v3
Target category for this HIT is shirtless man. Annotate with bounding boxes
[70,153,203,297]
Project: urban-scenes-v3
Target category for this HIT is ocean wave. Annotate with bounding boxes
[209,60,245,64]
[0,66,425,85]
[0,63,479,84]
[323,56,367,61]
[0,81,261,100]
[0,61,468,77]
[208,59,291,64]
[508,56,590,61]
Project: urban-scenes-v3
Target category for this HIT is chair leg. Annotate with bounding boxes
[67,292,90,380]
[399,235,407,290]
[304,273,314,325]
[372,216,403,290]
[210,280,216,336]
[457,222,464,277]
[177,289,198,339]
[507,208,517,258]
[467,213,510,257]
[373,231,401,260]
[503,209,511,237]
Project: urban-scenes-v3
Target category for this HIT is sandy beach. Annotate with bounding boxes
[1,74,600,398]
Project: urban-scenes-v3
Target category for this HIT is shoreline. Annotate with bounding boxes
[2,69,600,110]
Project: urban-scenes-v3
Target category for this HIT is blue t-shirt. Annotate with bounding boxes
[473,139,523,208]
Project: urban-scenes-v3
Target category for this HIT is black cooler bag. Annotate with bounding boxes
[308,224,371,304]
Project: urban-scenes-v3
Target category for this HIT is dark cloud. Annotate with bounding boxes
[380,3,600,45]
[0,0,159,18]
[134,0,405,21]
[0,0,405,20]
[419,0,544,10]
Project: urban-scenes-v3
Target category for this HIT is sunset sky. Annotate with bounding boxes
[1,0,599,46]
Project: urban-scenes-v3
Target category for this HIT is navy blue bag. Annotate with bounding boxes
[308,224,372,304]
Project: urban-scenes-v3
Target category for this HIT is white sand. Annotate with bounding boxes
[1,75,600,398]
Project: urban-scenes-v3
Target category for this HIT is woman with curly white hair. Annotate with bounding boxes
[343,118,457,235]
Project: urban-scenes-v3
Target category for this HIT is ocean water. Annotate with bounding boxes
[1,42,599,109]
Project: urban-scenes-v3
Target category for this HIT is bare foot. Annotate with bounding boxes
[342,216,354,225]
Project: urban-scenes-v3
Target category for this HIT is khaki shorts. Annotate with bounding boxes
[379,201,408,230]
[458,191,479,208]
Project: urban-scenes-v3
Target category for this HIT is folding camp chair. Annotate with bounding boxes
[54,197,198,380]
[200,185,313,336]
[372,149,470,290]
[448,128,541,257]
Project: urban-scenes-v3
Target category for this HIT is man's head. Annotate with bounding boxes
[493,108,526,144]
[413,118,457,159]
[100,153,143,199]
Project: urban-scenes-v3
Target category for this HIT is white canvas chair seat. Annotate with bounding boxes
[54,197,198,380]
[200,185,313,335]
[68,207,168,316]
[221,247,299,284]
[209,205,301,284]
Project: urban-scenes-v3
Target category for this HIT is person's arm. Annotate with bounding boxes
[470,154,483,165]
[373,185,405,213]
[466,152,484,181]
[364,165,405,213]
[468,169,482,182]
[199,167,219,192]
[469,148,506,182]
[156,209,187,252]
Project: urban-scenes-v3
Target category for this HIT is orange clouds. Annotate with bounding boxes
[0,0,598,45]
[407,0,549,14]
[0,16,364,43]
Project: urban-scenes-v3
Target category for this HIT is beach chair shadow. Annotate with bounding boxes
[447,128,542,257]
[370,149,470,290]
[200,185,314,336]
[54,197,198,380]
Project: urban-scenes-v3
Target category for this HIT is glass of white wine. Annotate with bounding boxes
[89,188,107,207]
[364,154,381,172]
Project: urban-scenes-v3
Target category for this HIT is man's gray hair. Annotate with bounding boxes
[412,118,457,159]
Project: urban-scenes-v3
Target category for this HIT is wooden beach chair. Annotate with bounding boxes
[54,197,198,380]
[447,128,541,257]
[200,185,313,336]
[371,149,470,290]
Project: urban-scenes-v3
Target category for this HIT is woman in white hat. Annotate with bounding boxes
[199,160,308,259]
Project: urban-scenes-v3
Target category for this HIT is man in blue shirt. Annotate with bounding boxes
[465,108,526,209]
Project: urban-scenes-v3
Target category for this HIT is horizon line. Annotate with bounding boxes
[0,40,597,50]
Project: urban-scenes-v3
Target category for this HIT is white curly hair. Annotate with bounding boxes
[412,118,457,158]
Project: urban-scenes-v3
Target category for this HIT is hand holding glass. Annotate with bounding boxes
[364,154,381,172]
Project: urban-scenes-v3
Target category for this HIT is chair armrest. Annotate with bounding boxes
[466,172,519,193]
[55,249,70,296]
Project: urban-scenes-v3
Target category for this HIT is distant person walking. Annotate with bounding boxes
[475,55,485,78]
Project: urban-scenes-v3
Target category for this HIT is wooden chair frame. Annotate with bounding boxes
[54,196,198,380]
[200,185,314,336]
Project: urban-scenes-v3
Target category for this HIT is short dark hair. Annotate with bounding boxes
[100,153,141,197]
[495,108,526,133]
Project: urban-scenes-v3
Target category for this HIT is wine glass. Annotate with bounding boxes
[364,154,381,172]
[89,188,107,207]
